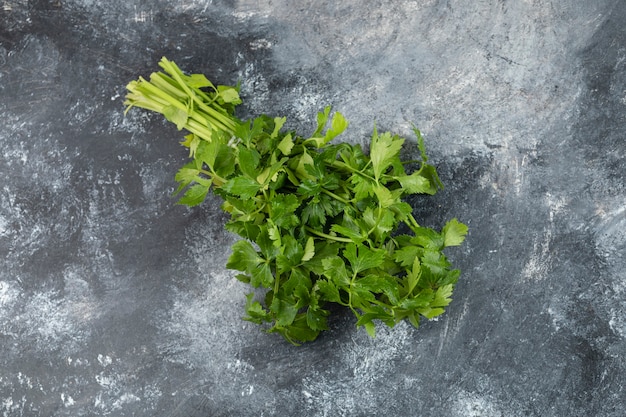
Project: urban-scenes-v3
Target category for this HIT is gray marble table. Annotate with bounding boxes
[1,1,624,416]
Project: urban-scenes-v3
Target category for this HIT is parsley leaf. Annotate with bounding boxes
[370,128,404,181]
[442,218,469,247]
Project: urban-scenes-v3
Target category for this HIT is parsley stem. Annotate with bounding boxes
[331,160,376,182]
[304,226,353,243]
[131,77,188,112]
[199,168,226,186]
[273,268,280,297]
[321,189,351,205]
[366,206,384,238]
[185,119,216,141]
[160,58,238,133]
[348,271,360,315]
[127,77,236,137]
[405,214,421,231]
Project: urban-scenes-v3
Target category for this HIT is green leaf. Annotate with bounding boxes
[227,240,262,274]
[222,176,261,199]
[277,133,294,155]
[406,257,422,295]
[186,73,213,89]
[226,234,275,288]
[348,283,377,307]
[270,296,299,327]
[251,262,274,288]
[356,305,395,327]
[217,85,241,104]
[303,240,339,276]
[222,195,257,218]
[373,184,400,208]
[370,129,404,181]
[271,116,287,138]
[294,283,311,307]
[301,198,327,227]
[298,179,321,196]
[282,267,311,295]
[181,134,201,157]
[196,138,221,170]
[389,201,413,221]
[306,108,348,147]
[302,237,315,262]
[440,268,461,287]
[351,175,375,200]
[266,219,281,246]
[325,111,348,142]
[419,307,446,320]
[275,315,320,345]
[412,227,444,250]
[422,250,448,275]
[419,164,444,193]
[313,106,331,137]
[316,279,341,303]
[343,244,385,274]
[244,293,270,324]
[355,274,400,305]
[330,224,366,243]
[213,143,236,178]
[255,227,280,261]
[395,172,433,195]
[276,236,304,273]
[234,117,264,148]
[224,219,262,241]
[362,320,376,338]
[399,290,433,310]
[235,274,251,284]
[174,163,202,192]
[393,245,420,268]
[257,157,289,187]
[306,307,329,331]
[412,126,428,163]
[162,105,188,130]
[270,193,300,228]
[295,150,315,180]
[237,145,261,179]
[407,311,421,328]
[322,256,351,287]
[301,193,343,228]
[442,218,468,247]
[432,284,454,307]
[177,182,211,206]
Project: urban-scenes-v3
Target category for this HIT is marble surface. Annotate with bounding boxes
[1,1,625,416]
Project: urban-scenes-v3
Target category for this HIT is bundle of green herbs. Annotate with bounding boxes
[125,57,467,345]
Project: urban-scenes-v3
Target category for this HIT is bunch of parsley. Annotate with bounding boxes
[125,58,467,345]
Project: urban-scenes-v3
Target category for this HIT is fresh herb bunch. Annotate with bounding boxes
[125,57,467,345]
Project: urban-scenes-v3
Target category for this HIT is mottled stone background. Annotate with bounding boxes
[1,1,625,416]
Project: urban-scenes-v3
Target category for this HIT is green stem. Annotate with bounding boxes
[149,73,187,100]
[321,188,351,205]
[331,160,376,182]
[305,226,353,243]
[404,213,421,232]
[185,119,216,141]
[273,267,281,297]
[160,59,238,134]
[133,77,188,112]
[199,168,227,186]
[366,205,384,238]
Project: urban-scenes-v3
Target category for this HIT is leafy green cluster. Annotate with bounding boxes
[125,57,467,345]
